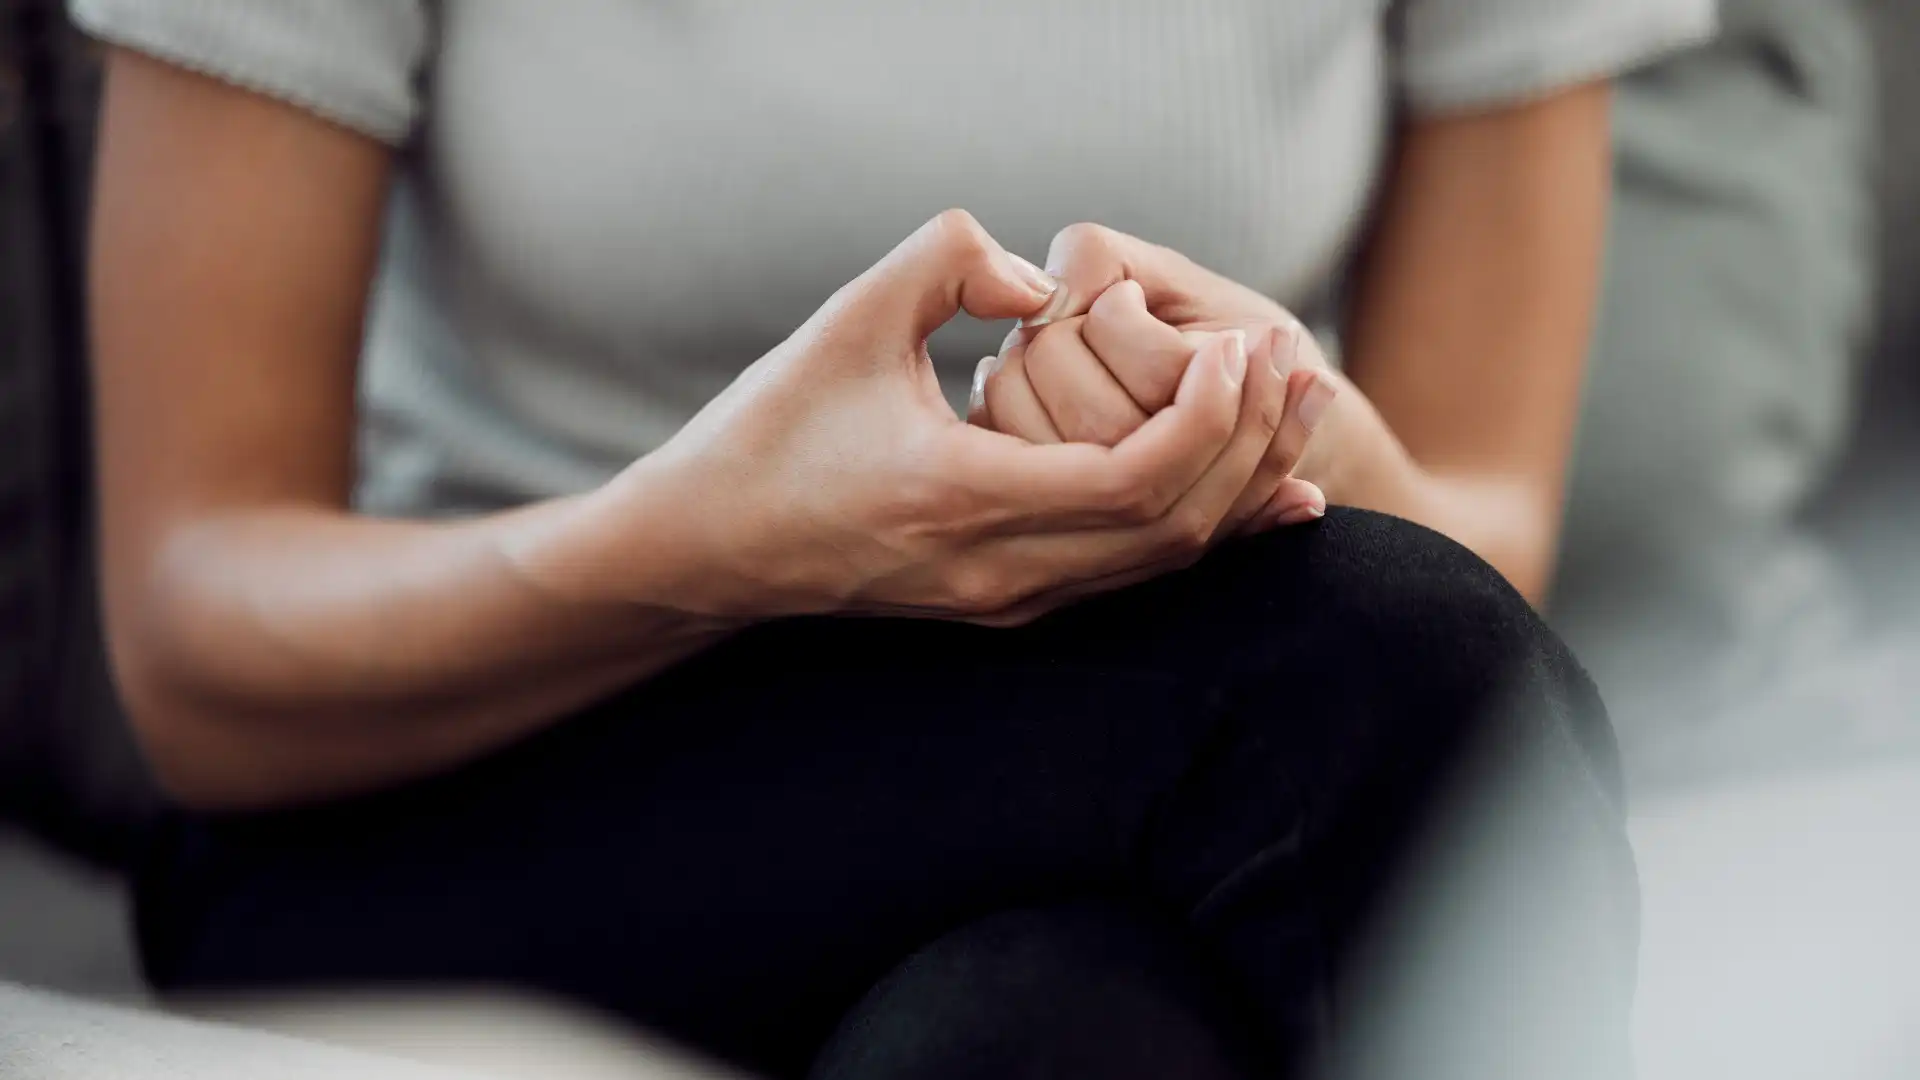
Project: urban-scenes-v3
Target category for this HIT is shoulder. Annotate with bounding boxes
[68,0,433,145]
[1390,0,1718,114]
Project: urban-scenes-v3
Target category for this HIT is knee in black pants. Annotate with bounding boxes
[810,904,1264,1080]
[136,510,1637,1080]
[1068,508,1625,891]
[1057,509,1637,1078]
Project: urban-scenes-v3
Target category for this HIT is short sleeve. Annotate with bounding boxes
[68,0,431,145]
[1393,0,1718,115]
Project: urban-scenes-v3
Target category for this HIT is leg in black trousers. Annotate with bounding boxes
[810,903,1265,1080]
[135,510,1636,1080]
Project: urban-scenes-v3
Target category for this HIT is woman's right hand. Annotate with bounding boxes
[522,211,1291,626]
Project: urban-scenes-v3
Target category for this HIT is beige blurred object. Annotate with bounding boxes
[0,982,478,1080]
[0,979,747,1080]
[184,990,748,1080]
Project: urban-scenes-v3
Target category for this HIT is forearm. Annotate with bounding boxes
[115,488,736,810]
[1312,86,1610,605]
[1296,372,1560,604]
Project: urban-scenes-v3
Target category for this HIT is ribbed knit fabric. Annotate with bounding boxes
[71,0,427,141]
[71,0,1713,518]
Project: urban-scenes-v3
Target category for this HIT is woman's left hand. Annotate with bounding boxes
[969,224,1341,535]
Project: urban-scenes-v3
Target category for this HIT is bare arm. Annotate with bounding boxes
[985,84,1612,603]
[92,52,1274,812]
[90,51,730,809]
[1324,84,1613,602]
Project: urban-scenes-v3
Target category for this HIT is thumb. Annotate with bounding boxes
[835,210,1060,344]
[1248,477,1328,532]
[1026,222,1276,331]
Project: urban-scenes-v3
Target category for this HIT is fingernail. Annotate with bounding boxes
[1018,282,1074,329]
[969,355,995,417]
[1003,252,1058,300]
[1221,330,1248,390]
[1269,322,1301,378]
[1296,373,1336,432]
[1005,252,1071,329]
[1273,502,1326,527]
[1260,493,1327,530]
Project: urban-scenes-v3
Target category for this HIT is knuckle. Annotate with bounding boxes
[1257,387,1287,438]
[1053,221,1118,261]
[928,209,992,265]
[930,207,984,239]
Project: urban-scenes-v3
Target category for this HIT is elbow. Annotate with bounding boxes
[114,683,311,814]
[116,695,331,815]
[104,572,394,814]
[123,717,240,814]
[102,571,286,812]
[105,620,253,812]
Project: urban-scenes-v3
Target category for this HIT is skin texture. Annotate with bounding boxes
[977,84,1615,604]
[91,50,1604,810]
[91,52,1299,810]
[969,286,1329,533]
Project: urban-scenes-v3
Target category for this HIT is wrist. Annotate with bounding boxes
[495,463,744,629]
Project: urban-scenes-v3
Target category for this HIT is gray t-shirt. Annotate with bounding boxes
[72,0,1713,517]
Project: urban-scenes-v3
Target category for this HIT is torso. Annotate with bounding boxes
[357,0,1393,514]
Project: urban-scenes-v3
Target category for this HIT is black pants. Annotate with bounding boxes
[136,510,1637,1080]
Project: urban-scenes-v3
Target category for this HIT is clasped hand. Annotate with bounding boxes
[581,211,1337,626]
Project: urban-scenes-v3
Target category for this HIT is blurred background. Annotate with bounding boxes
[2,0,1916,1077]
